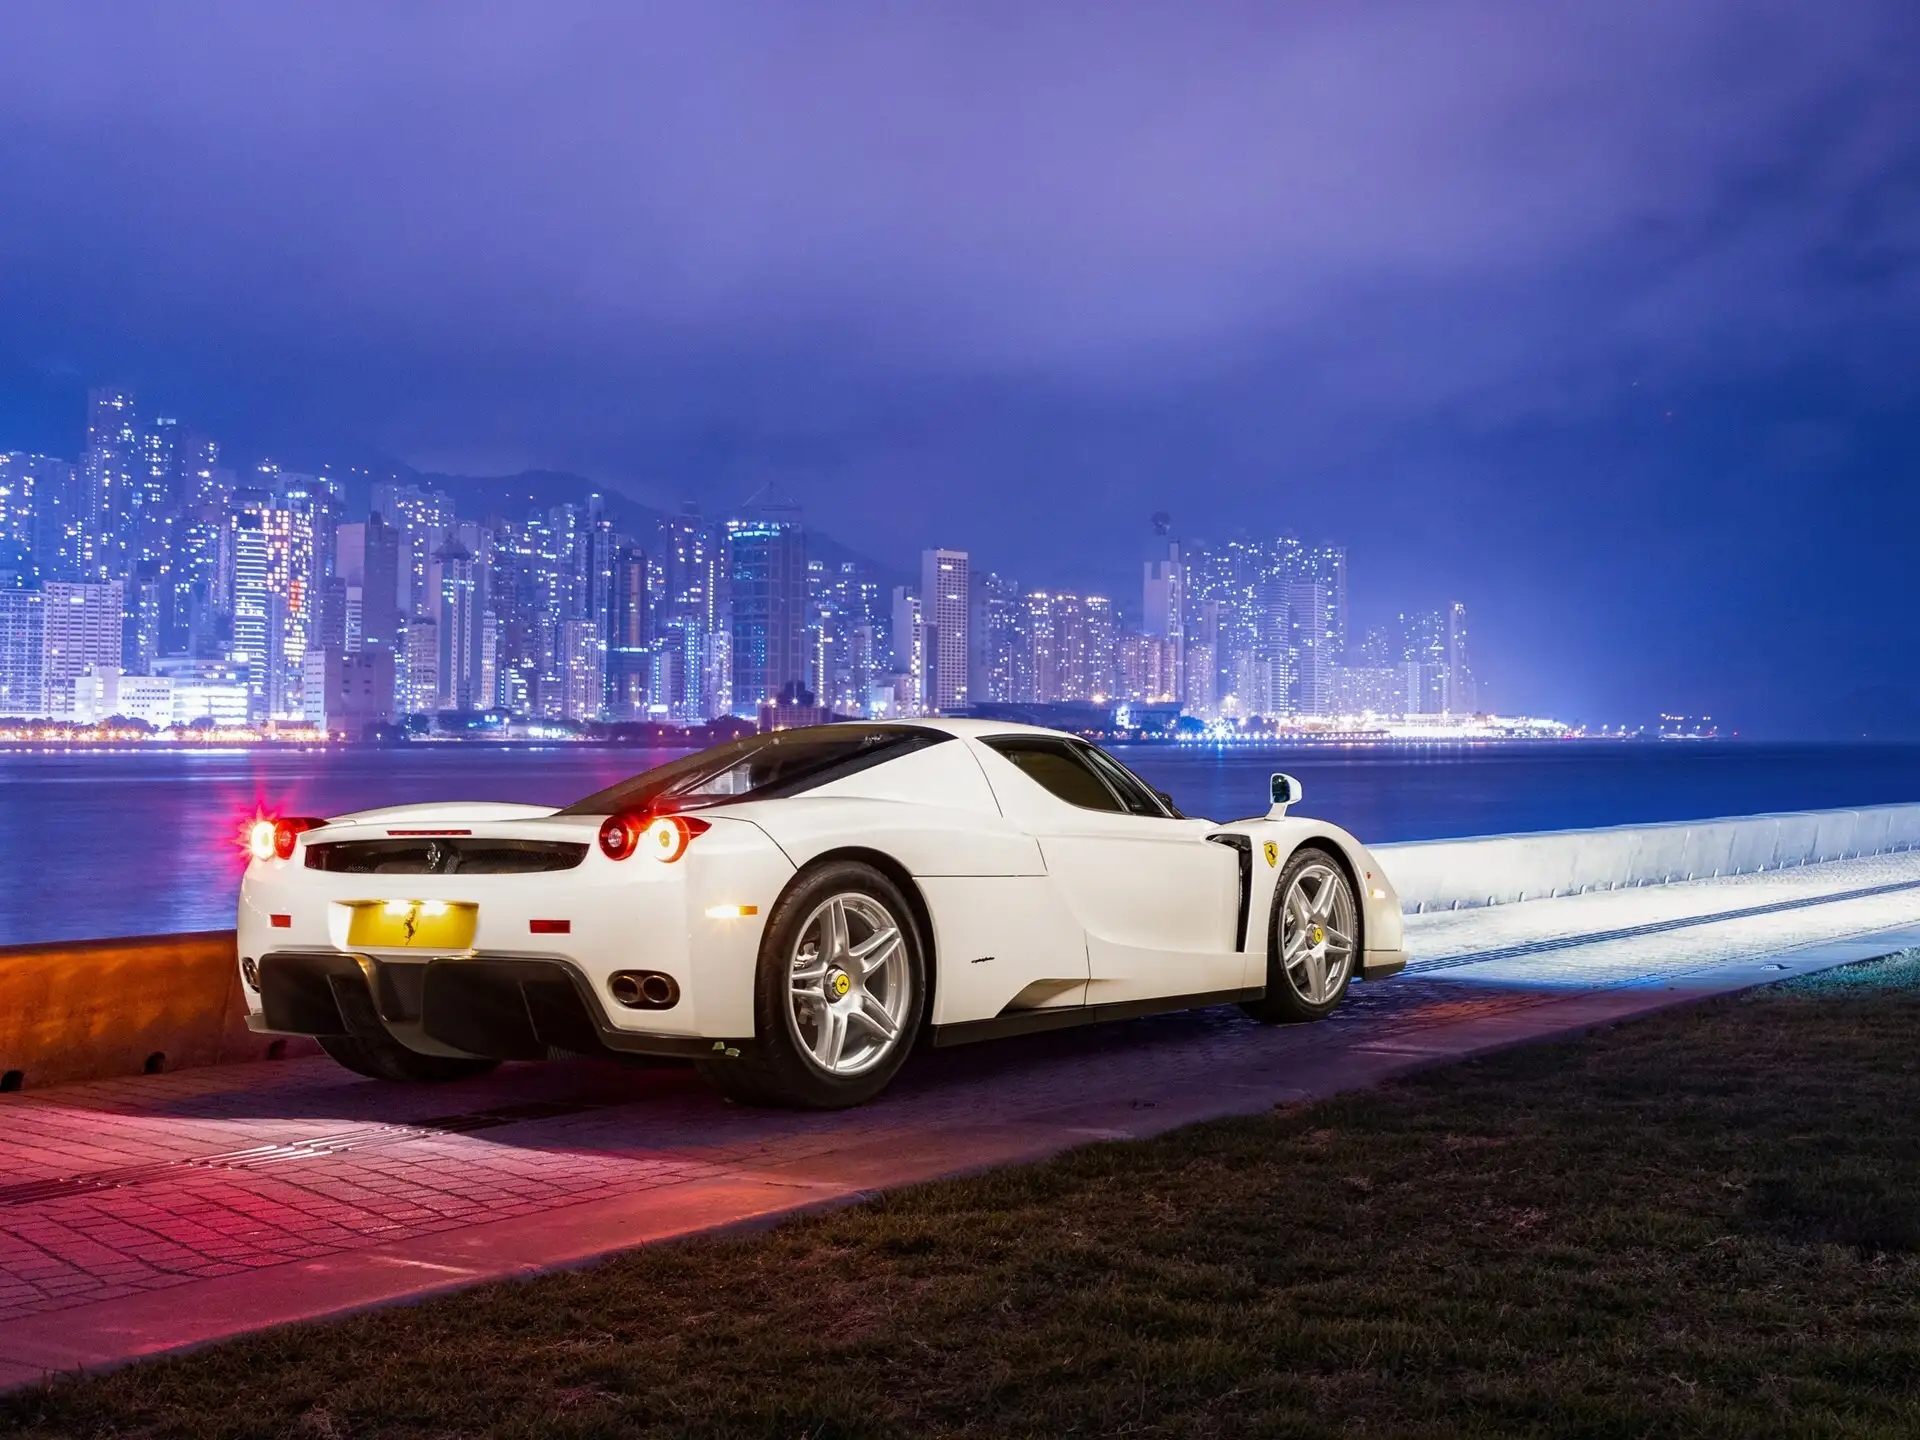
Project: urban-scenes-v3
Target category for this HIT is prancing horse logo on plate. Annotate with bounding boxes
[1263,841,1279,868]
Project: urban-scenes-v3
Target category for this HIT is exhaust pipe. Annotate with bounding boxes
[609,970,680,1010]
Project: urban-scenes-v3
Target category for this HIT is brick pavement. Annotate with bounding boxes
[5,853,1920,1390]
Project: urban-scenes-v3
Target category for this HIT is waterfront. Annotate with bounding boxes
[6,741,1920,946]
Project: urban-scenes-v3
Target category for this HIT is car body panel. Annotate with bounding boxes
[237,718,1405,1076]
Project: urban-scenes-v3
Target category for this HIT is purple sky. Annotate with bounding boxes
[1,3,1918,732]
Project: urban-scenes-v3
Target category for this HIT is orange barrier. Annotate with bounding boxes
[0,930,316,1090]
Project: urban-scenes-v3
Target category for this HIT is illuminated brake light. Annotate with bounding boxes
[246,814,321,861]
[273,817,322,860]
[247,819,278,862]
[600,811,711,862]
[599,814,640,861]
[645,814,710,863]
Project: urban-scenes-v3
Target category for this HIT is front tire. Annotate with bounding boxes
[1241,846,1358,1025]
[698,860,926,1109]
[318,1033,499,1083]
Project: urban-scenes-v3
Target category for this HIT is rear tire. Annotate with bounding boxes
[1241,845,1358,1025]
[697,860,926,1109]
[318,1033,499,1083]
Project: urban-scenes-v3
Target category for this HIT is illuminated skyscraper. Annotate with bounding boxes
[727,504,806,716]
[1289,580,1331,716]
[967,569,1022,706]
[1447,601,1476,714]
[80,389,139,581]
[42,581,125,717]
[919,548,969,713]
[1142,543,1183,703]
[606,543,650,719]
[435,537,488,711]
[656,505,722,721]
[0,586,44,716]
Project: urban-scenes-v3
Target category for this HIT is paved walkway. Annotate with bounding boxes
[6,851,1920,1390]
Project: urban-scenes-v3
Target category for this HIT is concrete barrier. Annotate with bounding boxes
[1376,804,1920,914]
[8,802,1918,1089]
[0,930,316,1091]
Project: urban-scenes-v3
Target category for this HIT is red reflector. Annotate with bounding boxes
[269,914,292,928]
[529,919,571,934]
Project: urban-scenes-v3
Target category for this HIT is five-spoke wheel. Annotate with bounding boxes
[698,860,926,1108]
[785,892,912,1077]
[1242,846,1358,1024]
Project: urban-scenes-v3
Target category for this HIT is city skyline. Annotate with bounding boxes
[0,385,1488,737]
[2,6,1915,735]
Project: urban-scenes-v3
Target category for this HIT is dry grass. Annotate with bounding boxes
[7,954,1920,1438]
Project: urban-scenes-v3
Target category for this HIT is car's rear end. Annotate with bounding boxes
[237,800,795,1068]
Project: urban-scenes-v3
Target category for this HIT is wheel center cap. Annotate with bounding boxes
[1310,924,1326,947]
[829,970,852,998]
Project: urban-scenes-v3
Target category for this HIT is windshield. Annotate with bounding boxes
[558,724,949,815]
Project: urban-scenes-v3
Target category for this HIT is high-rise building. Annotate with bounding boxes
[1442,602,1474,714]
[361,513,401,653]
[12,455,82,584]
[606,543,650,719]
[919,548,969,714]
[1289,580,1331,716]
[727,507,806,716]
[1302,544,1348,662]
[225,499,315,720]
[435,537,489,711]
[0,454,38,577]
[890,587,924,714]
[371,483,452,618]
[1142,543,1184,703]
[79,389,139,581]
[400,616,439,714]
[654,505,722,722]
[1021,591,1114,703]
[0,586,44,716]
[557,617,605,723]
[42,580,125,717]
[967,570,1022,706]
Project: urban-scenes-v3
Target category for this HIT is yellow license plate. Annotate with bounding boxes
[345,900,478,950]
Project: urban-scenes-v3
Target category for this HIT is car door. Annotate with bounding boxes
[973,735,1242,1006]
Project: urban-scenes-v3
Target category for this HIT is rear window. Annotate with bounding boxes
[559,725,949,816]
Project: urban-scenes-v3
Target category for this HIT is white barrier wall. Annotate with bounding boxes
[1374,804,1920,914]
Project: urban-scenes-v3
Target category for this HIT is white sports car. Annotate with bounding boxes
[238,720,1405,1108]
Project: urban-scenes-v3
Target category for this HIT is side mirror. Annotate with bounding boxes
[1268,772,1302,819]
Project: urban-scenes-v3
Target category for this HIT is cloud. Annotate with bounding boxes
[0,2,1917,729]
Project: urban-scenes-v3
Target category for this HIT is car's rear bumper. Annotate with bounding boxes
[247,949,753,1063]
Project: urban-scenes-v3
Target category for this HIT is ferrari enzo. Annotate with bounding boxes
[238,720,1405,1108]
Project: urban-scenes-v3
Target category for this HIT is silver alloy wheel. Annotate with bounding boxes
[785,891,912,1077]
[1278,860,1356,1005]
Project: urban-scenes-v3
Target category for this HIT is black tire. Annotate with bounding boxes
[318,1033,500,1083]
[697,860,927,1109]
[1240,845,1358,1025]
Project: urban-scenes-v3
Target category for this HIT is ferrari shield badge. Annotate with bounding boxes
[1263,841,1279,868]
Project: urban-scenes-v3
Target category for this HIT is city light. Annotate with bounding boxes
[0,388,1596,745]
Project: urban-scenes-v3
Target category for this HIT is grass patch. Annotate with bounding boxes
[9,954,1920,1438]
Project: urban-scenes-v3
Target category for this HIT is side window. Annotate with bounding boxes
[1078,744,1175,818]
[983,737,1126,813]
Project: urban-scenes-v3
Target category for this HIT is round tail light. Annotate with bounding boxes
[274,817,322,859]
[644,814,711,863]
[599,813,642,861]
